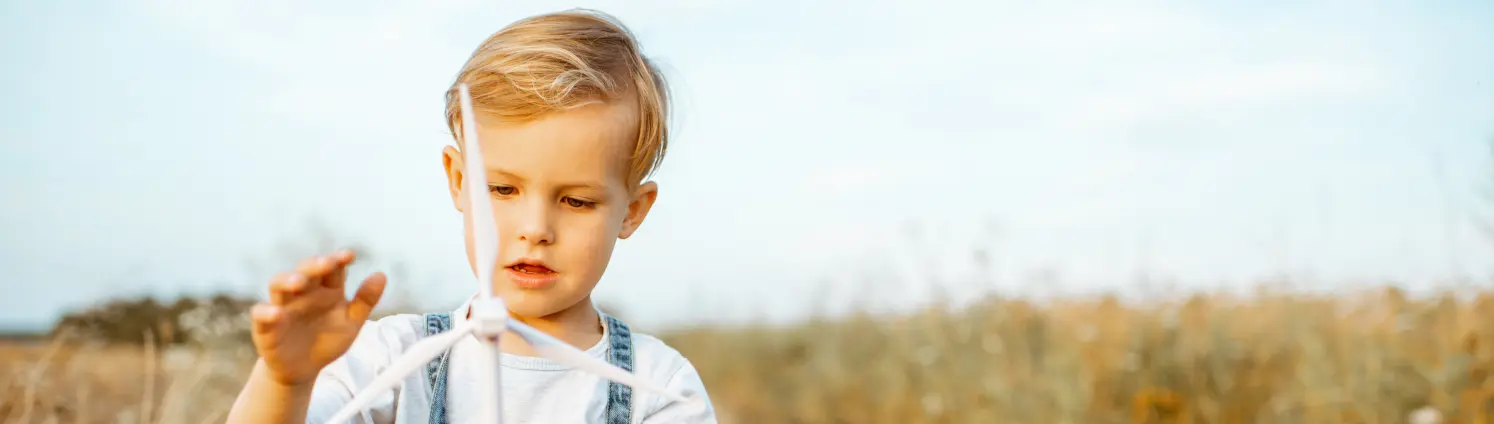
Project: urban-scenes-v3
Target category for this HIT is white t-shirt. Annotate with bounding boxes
[303,297,717,424]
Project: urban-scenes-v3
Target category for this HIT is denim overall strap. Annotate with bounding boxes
[423,313,454,424]
[602,314,635,424]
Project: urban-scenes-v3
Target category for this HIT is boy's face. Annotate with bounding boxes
[441,101,658,319]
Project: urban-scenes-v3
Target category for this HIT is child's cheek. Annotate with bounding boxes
[558,214,603,255]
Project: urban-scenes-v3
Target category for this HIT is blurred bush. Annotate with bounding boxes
[48,294,256,351]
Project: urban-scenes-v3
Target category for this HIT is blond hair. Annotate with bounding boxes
[445,9,670,185]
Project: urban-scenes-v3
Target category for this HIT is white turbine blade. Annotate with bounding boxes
[475,338,504,423]
[457,83,498,300]
[325,320,475,424]
[506,319,692,403]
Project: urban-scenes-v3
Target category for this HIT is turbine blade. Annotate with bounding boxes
[457,83,499,299]
[476,338,504,423]
[325,320,475,424]
[506,319,692,403]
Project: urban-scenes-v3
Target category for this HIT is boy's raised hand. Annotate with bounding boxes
[249,249,388,387]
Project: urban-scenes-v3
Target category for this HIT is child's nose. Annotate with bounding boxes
[515,206,554,244]
[518,226,553,244]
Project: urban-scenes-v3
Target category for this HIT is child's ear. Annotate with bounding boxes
[441,145,465,212]
[618,181,658,239]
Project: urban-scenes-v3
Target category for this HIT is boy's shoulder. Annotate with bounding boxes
[623,327,698,381]
[601,324,716,421]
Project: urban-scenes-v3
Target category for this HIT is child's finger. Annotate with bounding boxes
[268,272,308,305]
[323,253,351,291]
[330,248,356,265]
[250,303,281,335]
[279,286,344,320]
[294,256,331,286]
[346,272,388,323]
[267,272,290,305]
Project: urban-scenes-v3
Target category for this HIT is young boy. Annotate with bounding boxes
[225,9,716,424]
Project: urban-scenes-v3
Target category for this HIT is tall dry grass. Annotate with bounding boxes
[664,286,1494,424]
[0,332,254,424]
[4,285,1494,423]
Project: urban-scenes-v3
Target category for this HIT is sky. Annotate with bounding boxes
[2,0,1492,332]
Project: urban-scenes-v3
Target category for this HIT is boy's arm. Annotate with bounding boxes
[226,358,366,424]
[639,360,718,424]
[225,359,318,424]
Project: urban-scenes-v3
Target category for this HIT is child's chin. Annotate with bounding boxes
[504,301,568,319]
[493,291,572,317]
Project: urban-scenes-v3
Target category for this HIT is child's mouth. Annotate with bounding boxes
[505,262,559,289]
[509,264,554,274]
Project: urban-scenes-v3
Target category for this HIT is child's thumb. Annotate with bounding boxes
[347,272,388,323]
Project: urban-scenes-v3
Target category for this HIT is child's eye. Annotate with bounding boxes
[488,185,516,195]
[563,197,596,209]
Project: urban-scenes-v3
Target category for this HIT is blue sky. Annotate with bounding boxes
[2,0,1491,332]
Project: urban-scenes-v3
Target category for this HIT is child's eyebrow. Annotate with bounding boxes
[486,169,526,183]
[555,181,607,192]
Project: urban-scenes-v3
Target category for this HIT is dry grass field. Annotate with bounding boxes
[0,341,252,424]
[4,285,1494,423]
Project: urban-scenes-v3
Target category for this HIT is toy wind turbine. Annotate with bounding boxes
[325,84,697,424]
